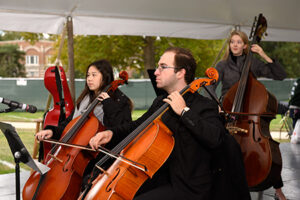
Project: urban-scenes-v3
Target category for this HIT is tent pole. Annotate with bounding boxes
[210,27,237,68]
[67,16,75,103]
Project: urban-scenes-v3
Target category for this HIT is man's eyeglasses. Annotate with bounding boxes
[155,66,177,72]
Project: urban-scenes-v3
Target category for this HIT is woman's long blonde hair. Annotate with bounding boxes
[222,30,250,60]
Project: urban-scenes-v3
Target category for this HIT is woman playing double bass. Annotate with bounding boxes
[212,30,287,200]
[35,59,132,192]
[89,47,226,200]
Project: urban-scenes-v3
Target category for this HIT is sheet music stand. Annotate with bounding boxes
[0,122,49,200]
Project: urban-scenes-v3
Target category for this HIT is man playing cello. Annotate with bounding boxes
[89,47,228,200]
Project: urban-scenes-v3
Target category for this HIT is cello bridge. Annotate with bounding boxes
[95,165,109,176]
[48,154,63,163]
[226,126,248,135]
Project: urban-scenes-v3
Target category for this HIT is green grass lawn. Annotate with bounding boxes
[0,111,291,174]
[0,111,44,122]
[0,129,35,174]
[0,110,146,122]
[0,110,146,174]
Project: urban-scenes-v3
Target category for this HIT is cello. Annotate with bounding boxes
[22,71,129,200]
[81,67,218,200]
[42,65,74,161]
[222,14,282,191]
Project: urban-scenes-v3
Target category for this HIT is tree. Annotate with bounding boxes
[0,31,23,41]
[0,44,26,77]
[56,35,145,78]
[0,31,44,43]
[143,36,156,78]
[260,41,300,78]
[56,35,224,78]
[154,37,224,77]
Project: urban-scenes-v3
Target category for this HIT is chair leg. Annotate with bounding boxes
[30,119,42,175]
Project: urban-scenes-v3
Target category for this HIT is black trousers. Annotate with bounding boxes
[134,184,175,200]
[273,175,284,189]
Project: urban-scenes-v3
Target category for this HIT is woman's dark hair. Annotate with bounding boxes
[164,47,196,84]
[76,59,114,108]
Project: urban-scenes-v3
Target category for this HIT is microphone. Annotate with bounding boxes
[0,97,37,113]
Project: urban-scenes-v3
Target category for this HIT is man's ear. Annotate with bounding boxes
[176,68,186,79]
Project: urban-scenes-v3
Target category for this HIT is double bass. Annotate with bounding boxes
[222,14,282,191]
[23,71,129,200]
[80,67,219,200]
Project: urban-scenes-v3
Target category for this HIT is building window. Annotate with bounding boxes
[26,55,39,65]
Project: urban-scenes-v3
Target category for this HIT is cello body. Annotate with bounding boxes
[84,119,174,200]
[223,72,282,191]
[23,71,129,200]
[23,114,105,200]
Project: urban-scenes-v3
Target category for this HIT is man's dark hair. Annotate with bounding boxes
[164,47,196,84]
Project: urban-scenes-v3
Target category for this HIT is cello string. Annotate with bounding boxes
[94,81,201,168]
[43,139,147,172]
[93,77,217,169]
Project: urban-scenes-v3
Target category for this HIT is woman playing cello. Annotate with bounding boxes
[212,30,287,200]
[35,59,132,192]
[88,47,226,200]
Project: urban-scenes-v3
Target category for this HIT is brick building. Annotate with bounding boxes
[0,40,55,78]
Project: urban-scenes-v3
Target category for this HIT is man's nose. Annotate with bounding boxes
[154,68,160,75]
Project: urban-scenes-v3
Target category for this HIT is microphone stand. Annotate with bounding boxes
[14,150,22,200]
[0,105,17,113]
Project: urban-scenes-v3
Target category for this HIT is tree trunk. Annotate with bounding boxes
[143,36,155,78]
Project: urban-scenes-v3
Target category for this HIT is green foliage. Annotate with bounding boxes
[0,31,23,41]
[0,44,26,77]
[154,37,224,77]
[260,41,300,78]
[56,35,224,78]
[58,35,145,78]
[1,31,299,79]
[0,31,44,44]
[20,32,44,44]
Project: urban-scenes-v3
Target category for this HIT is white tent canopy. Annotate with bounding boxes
[1,0,300,41]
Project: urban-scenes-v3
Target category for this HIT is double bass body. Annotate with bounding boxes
[223,73,282,191]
